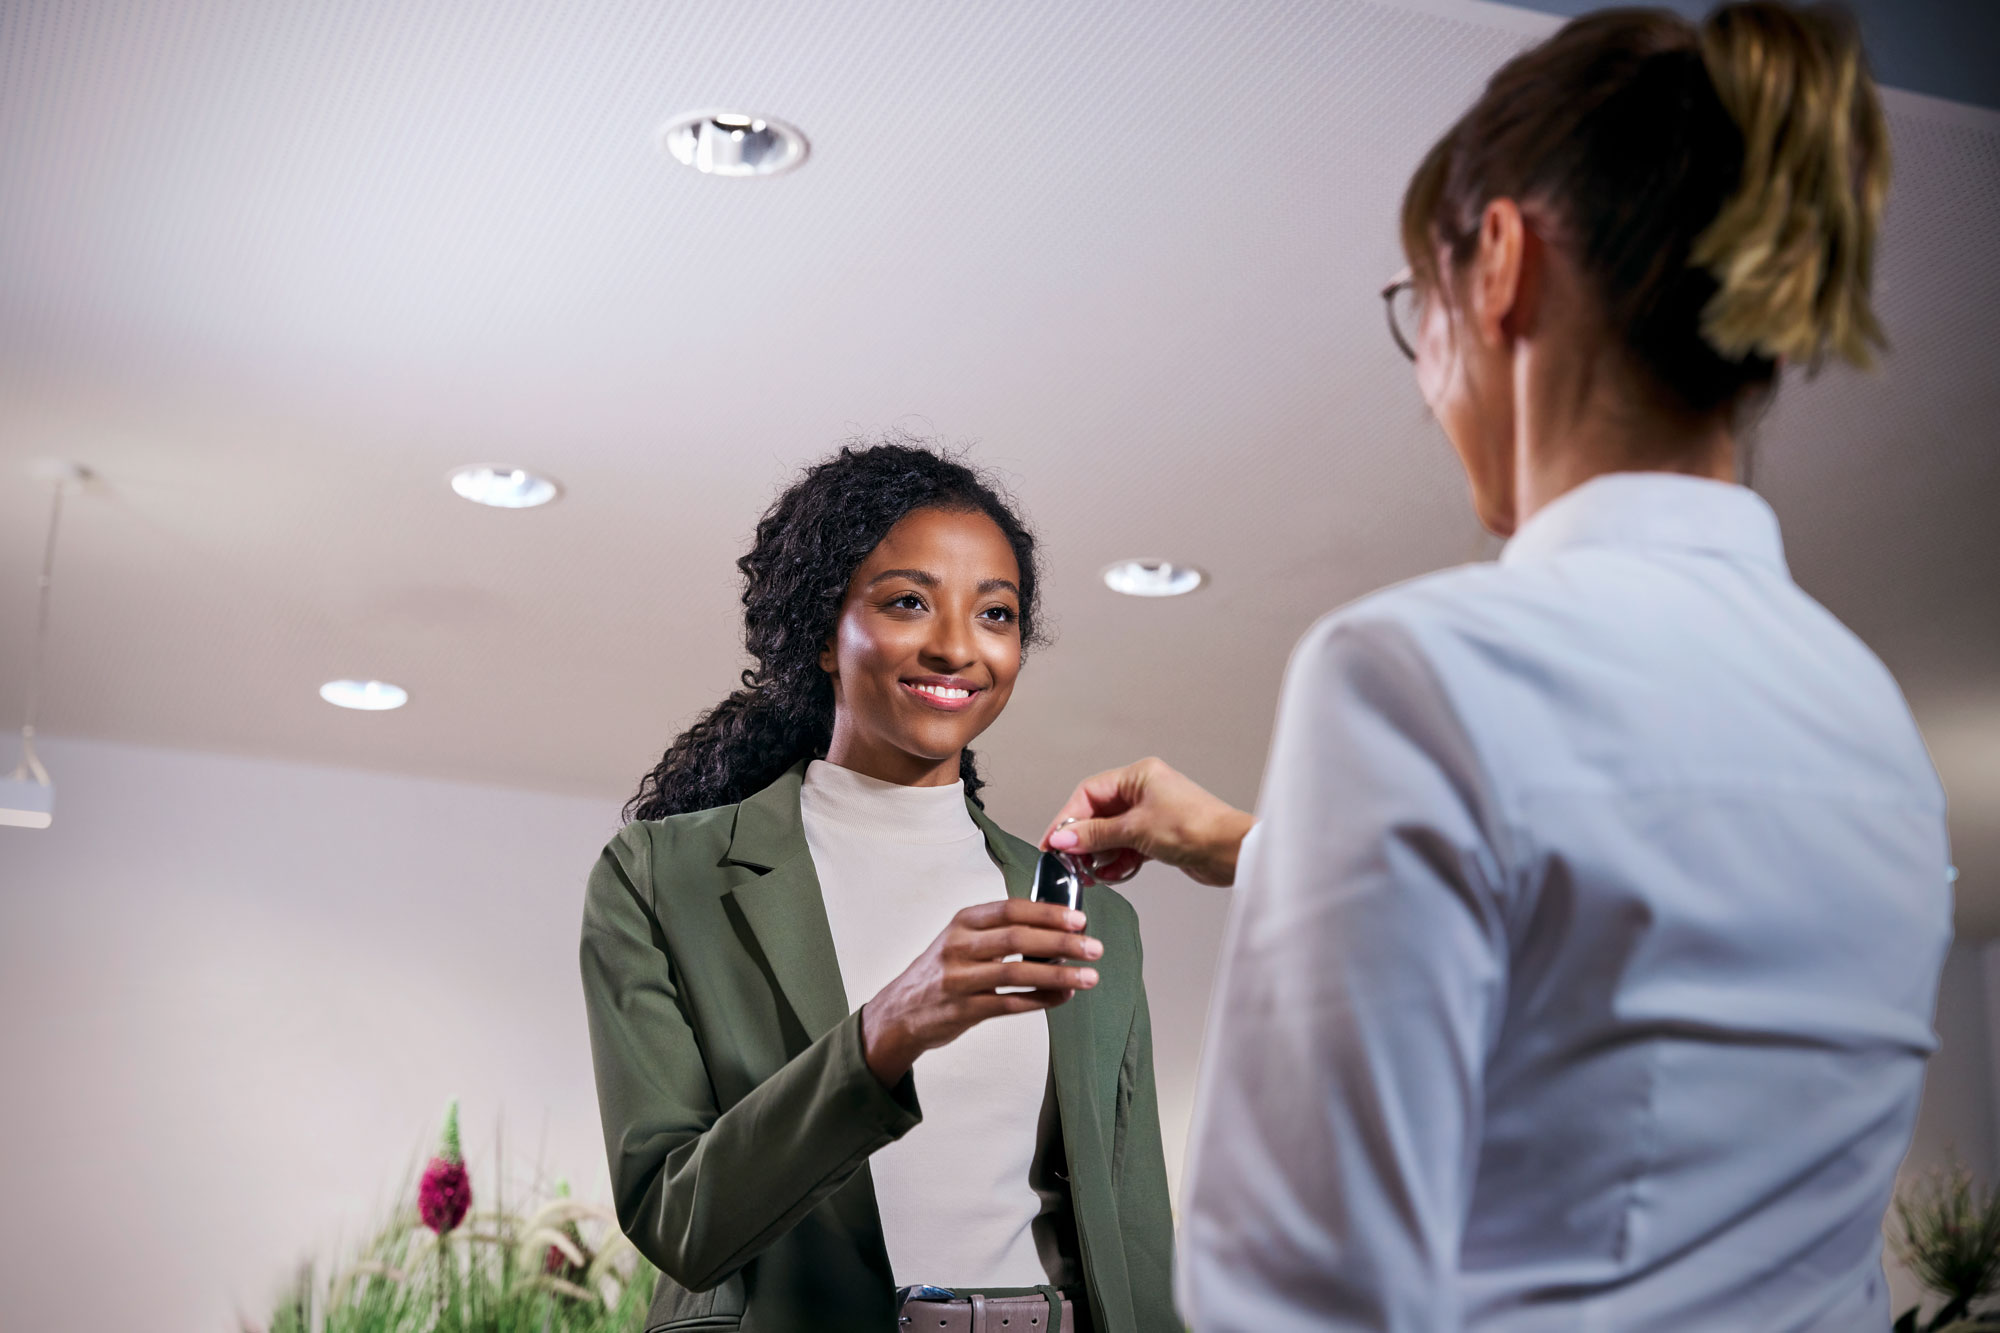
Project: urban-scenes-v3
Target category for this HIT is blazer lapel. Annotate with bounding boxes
[967,804,1100,1122]
[723,763,851,1043]
[971,802,1118,1328]
[969,800,1037,904]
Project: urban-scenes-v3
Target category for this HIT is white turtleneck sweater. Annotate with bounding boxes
[799,759,1051,1289]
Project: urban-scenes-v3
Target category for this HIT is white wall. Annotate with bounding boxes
[0,737,622,1331]
[2,735,1993,1329]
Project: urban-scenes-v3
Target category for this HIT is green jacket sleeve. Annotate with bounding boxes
[579,823,922,1291]
[1116,944,1181,1330]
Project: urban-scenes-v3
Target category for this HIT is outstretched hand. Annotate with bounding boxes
[1040,757,1256,889]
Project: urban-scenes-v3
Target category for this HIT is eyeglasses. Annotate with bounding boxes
[1381,268,1420,363]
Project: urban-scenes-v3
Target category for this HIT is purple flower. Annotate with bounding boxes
[418,1098,471,1235]
[543,1238,587,1279]
[542,1177,591,1283]
[419,1158,471,1234]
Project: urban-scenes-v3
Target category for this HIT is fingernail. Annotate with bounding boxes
[1068,911,1087,930]
[1050,830,1078,850]
[1078,969,1099,986]
[1084,940,1103,959]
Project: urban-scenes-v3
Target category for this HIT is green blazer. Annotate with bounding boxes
[580,762,1178,1333]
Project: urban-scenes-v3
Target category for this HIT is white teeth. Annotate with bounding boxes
[911,683,972,700]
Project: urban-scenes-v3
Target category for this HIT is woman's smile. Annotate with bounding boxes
[902,675,983,710]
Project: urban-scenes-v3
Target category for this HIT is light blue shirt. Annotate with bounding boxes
[1177,473,1952,1332]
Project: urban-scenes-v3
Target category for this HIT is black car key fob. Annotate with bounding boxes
[1028,849,1084,965]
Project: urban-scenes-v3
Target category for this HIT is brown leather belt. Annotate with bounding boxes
[897,1291,1071,1333]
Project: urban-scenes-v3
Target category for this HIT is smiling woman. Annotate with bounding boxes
[581,439,1175,1333]
[818,507,1027,788]
[624,441,1045,818]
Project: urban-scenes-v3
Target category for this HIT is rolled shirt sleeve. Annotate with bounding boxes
[1176,613,1511,1331]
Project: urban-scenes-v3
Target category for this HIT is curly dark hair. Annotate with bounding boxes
[624,438,1045,821]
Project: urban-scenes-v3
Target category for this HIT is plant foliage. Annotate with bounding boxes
[1893,1156,2000,1332]
[245,1113,653,1333]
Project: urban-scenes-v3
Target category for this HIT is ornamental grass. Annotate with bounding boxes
[246,1100,654,1333]
[1893,1155,2000,1332]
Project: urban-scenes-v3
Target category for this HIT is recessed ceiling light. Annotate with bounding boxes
[449,465,561,509]
[320,679,409,711]
[1103,559,1206,597]
[659,110,809,178]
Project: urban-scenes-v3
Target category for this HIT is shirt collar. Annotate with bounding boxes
[1499,472,1789,576]
[800,758,977,845]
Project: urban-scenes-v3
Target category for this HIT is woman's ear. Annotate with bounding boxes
[1472,198,1530,349]
[819,638,837,676]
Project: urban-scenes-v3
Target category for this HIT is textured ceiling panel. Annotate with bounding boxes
[0,0,1995,921]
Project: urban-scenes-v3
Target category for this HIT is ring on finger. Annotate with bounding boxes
[1091,852,1139,885]
[1055,817,1139,884]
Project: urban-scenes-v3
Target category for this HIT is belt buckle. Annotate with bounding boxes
[896,1285,959,1328]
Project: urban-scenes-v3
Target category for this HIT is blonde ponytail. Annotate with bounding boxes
[1692,2,1889,370]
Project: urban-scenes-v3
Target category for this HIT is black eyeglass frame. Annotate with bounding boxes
[1381,269,1418,363]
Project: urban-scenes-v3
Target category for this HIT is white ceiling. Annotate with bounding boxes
[2,0,1996,922]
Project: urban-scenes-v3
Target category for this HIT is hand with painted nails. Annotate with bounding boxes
[1041,756,1256,889]
[859,897,1102,1086]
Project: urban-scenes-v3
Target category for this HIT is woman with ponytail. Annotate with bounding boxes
[582,441,1174,1333]
[1042,5,1949,1328]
